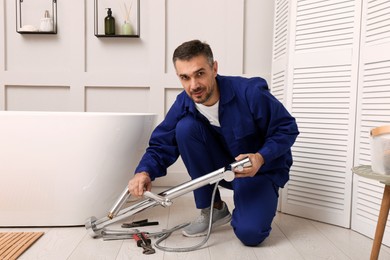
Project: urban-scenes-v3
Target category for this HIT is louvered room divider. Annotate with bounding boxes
[271,0,390,246]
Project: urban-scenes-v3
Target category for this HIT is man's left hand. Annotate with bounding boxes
[234,153,264,178]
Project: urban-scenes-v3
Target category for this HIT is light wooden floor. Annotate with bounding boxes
[2,191,390,260]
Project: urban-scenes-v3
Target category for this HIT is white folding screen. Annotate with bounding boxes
[273,0,390,246]
[352,0,390,246]
[273,0,362,228]
[271,0,291,212]
[271,0,290,104]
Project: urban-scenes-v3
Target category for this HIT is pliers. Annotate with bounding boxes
[132,232,156,255]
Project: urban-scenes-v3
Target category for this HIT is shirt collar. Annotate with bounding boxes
[216,75,235,105]
[184,74,235,115]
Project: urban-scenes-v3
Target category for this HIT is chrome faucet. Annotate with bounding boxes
[85,157,251,238]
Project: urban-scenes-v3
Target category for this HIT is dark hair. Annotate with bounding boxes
[172,40,214,67]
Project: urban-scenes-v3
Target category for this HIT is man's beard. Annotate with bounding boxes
[191,87,212,104]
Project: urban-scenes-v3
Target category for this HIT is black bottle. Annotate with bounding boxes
[105,8,115,35]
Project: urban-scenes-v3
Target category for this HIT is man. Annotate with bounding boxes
[128,40,299,246]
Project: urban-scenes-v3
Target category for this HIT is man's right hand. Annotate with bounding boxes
[128,172,152,197]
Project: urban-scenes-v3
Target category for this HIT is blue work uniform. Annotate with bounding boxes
[135,75,299,246]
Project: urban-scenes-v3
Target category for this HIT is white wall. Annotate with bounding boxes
[0,0,275,186]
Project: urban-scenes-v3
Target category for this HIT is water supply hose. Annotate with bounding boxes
[153,180,221,252]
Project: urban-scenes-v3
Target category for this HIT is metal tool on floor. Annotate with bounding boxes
[85,157,251,239]
[133,232,156,255]
[100,222,189,241]
[121,219,159,228]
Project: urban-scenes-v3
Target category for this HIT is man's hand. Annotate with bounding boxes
[128,172,152,197]
[234,153,264,178]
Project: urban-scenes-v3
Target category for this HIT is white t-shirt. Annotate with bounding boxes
[195,101,220,127]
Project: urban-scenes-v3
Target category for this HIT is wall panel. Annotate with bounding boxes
[166,0,239,75]
[85,86,150,112]
[5,85,70,111]
[0,0,4,110]
[244,0,274,77]
[1,1,5,73]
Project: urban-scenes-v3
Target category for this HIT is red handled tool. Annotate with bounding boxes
[132,232,155,255]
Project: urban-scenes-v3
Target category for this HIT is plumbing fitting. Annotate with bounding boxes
[85,157,251,238]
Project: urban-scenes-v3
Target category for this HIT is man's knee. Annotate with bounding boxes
[176,116,202,143]
[233,225,271,246]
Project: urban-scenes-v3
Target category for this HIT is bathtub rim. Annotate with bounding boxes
[0,111,157,117]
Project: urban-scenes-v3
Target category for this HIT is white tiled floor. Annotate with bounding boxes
[2,191,390,260]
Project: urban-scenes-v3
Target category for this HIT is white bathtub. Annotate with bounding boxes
[0,111,156,226]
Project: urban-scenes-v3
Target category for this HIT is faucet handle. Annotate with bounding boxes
[143,191,173,207]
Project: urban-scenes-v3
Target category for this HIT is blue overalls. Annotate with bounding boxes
[135,75,299,246]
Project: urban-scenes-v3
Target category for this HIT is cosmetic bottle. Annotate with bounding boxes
[105,8,115,35]
[39,10,53,32]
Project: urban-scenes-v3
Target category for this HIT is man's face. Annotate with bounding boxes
[174,55,219,106]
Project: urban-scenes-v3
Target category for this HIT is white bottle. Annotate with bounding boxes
[39,10,53,32]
